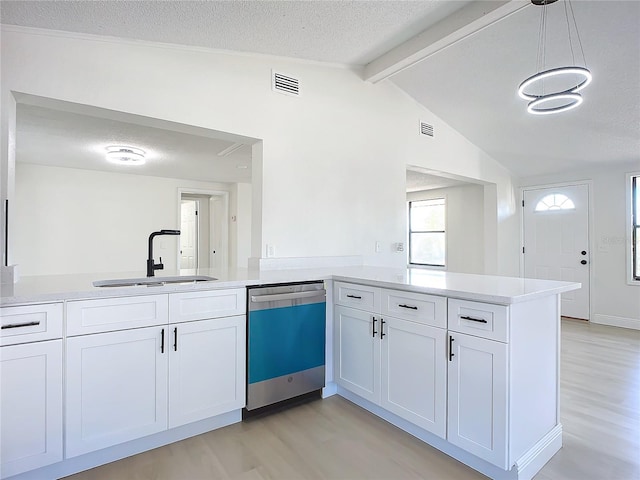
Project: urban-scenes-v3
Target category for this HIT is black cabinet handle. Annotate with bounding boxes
[449,336,455,361]
[581,260,587,265]
[380,318,386,339]
[1,321,40,329]
[161,328,165,353]
[372,316,378,338]
[460,315,487,324]
[581,250,587,255]
[398,304,418,310]
[174,327,178,351]
[346,294,362,299]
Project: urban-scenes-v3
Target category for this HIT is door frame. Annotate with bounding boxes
[519,180,594,320]
[177,188,229,271]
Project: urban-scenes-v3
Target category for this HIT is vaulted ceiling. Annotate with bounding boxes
[2,0,639,181]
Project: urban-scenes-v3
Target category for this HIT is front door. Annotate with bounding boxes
[523,184,590,320]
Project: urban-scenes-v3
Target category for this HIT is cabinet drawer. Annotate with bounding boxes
[448,299,508,342]
[334,282,380,311]
[169,289,246,322]
[0,303,63,346]
[67,295,168,336]
[381,289,446,328]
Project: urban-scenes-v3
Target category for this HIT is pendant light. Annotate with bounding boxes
[518,0,592,115]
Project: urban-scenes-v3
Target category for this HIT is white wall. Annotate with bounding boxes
[407,183,484,274]
[1,27,520,276]
[15,163,236,276]
[520,161,640,329]
[235,182,252,268]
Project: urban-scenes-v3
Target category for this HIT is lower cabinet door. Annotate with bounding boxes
[380,317,446,438]
[168,316,246,428]
[0,340,63,478]
[334,306,380,404]
[66,327,168,458]
[447,331,508,468]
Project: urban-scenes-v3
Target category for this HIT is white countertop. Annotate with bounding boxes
[0,266,580,307]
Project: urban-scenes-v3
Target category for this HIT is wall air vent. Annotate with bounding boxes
[272,71,300,96]
[420,122,434,137]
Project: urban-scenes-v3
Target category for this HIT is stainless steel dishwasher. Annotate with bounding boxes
[244,281,326,416]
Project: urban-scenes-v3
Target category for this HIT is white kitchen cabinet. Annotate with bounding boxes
[0,339,63,479]
[65,326,169,458]
[334,288,447,439]
[381,316,446,437]
[447,330,508,468]
[168,315,245,428]
[334,305,380,404]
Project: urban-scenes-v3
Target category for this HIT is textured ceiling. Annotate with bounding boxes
[0,0,469,65]
[2,0,638,181]
[406,170,473,192]
[392,0,640,178]
[16,101,254,184]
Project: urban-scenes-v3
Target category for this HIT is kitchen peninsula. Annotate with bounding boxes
[1,267,579,480]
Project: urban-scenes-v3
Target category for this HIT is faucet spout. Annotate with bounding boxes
[147,229,181,277]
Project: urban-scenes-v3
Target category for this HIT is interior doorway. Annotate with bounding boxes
[522,183,591,320]
[178,190,229,271]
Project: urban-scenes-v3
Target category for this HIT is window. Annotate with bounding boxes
[632,175,640,281]
[409,198,445,266]
[535,193,575,211]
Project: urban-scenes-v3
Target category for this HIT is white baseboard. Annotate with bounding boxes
[515,424,563,480]
[6,410,241,480]
[592,314,640,330]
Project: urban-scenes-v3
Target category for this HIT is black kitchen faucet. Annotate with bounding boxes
[147,230,180,277]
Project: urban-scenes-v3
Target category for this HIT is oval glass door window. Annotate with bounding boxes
[534,193,576,212]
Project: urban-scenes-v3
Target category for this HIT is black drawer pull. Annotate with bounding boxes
[1,321,40,329]
[346,294,362,299]
[398,304,418,310]
[460,315,488,324]
[174,327,178,351]
[161,328,165,353]
[380,318,386,339]
[372,316,377,338]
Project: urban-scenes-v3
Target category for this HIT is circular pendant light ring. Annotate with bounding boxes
[527,92,583,115]
[518,66,592,100]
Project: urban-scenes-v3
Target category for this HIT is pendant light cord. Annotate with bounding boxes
[567,0,588,67]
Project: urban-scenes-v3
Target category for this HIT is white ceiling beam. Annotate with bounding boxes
[363,0,530,84]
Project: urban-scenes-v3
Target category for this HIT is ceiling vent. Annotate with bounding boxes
[272,71,300,96]
[420,122,434,137]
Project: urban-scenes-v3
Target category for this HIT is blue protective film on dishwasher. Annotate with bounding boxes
[248,302,326,384]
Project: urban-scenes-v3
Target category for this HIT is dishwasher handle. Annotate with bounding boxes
[251,290,326,303]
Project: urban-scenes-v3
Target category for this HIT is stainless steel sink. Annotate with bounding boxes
[93,275,218,287]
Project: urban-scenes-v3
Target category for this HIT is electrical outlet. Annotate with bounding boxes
[266,244,275,258]
[395,242,404,252]
[375,241,381,253]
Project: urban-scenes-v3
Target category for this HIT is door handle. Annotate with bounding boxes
[372,316,377,338]
[380,318,386,339]
[581,260,587,265]
[174,327,178,351]
[449,336,455,361]
[160,328,165,353]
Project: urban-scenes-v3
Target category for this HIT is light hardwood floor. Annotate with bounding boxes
[65,319,639,480]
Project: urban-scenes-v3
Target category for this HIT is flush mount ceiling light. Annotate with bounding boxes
[518,0,592,115]
[105,146,146,165]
